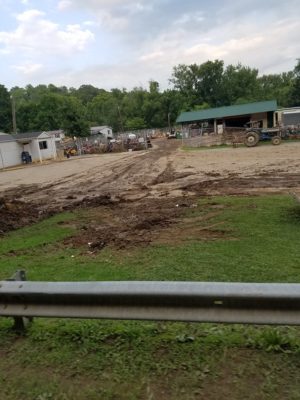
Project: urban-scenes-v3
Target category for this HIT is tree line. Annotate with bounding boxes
[0,59,299,136]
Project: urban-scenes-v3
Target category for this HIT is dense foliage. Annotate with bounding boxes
[0,60,299,136]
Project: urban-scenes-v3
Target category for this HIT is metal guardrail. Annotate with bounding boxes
[1,271,300,330]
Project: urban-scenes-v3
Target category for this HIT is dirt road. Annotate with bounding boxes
[1,139,300,235]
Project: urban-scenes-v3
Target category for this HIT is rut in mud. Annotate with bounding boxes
[1,139,300,237]
[63,197,192,251]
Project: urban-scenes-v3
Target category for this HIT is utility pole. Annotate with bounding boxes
[168,112,171,132]
[11,95,17,134]
[117,105,124,134]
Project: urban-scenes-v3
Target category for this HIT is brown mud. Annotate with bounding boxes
[1,140,300,244]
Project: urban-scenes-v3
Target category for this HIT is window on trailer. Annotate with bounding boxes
[39,141,48,150]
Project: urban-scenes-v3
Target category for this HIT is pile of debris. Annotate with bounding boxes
[0,197,42,235]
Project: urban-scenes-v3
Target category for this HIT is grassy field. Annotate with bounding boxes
[0,195,300,399]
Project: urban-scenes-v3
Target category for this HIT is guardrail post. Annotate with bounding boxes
[6,270,33,332]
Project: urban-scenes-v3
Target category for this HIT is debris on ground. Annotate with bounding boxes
[1,139,300,242]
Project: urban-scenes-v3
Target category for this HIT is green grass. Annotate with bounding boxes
[1,194,299,283]
[0,212,75,254]
[0,195,300,399]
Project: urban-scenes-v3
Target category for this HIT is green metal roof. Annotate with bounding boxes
[176,100,277,123]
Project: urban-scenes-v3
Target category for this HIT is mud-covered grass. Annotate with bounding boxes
[0,194,300,399]
[182,144,231,151]
[1,194,300,283]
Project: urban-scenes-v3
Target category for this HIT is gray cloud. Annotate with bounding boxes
[60,0,300,62]
[2,0,299,88]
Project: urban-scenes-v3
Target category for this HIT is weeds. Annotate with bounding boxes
[247,328,300,353]
[1,195,300,399]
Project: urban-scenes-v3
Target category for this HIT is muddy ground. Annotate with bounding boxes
[1,139,300,245]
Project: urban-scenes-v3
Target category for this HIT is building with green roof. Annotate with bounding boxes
[176,100,277,133]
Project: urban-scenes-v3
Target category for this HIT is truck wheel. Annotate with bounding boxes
[245,132,260,147]
[271,136,281,145]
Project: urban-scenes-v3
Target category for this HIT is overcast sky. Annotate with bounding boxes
[0,0,299,90]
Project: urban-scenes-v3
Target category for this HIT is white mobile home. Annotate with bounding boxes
[90,126,113,138]
[0,133,23,169]
[0,131,57,169]
[276,107,300,126]
[13,132,57,163]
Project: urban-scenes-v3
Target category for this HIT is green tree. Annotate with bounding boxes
[258,72,293,106]
[4,59,298,135]
[170,60,225,108]
[10,86,28,109]
[122,87,147,128]
[125,117,146,130]
[72,84,101,105]
[170,64,201,107]
[142,82,163,127]
[60,97,90,137]
[0,85,12,133]
[25,84,49,103]
[222,64,259,105]
[149,80,159,94]
[196,60,224,106]
[33,93,64,131]
[86,91,121,131]
[15,91,89,136]
[16,102,38,132]
[47,84,69,95]
[289,60,300,106]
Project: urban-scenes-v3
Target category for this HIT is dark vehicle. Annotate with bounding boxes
[21,151,32,164]
[167,129,176,139]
